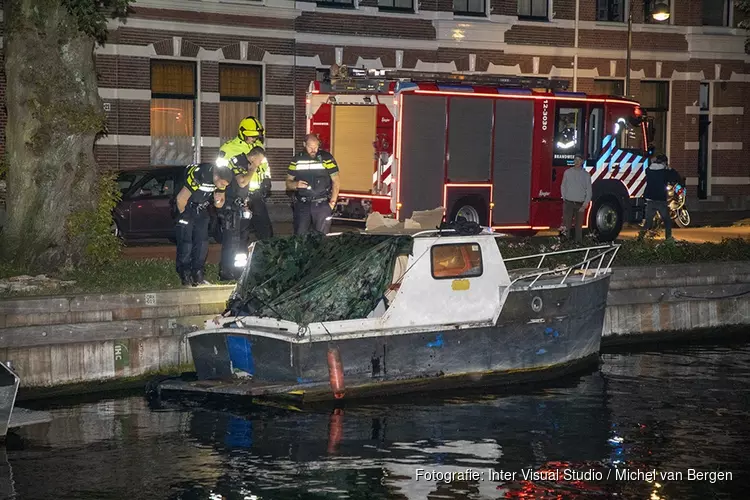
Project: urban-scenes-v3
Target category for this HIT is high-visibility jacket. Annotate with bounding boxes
[216,137,270,193]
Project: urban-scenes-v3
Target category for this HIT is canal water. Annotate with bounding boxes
[3,338,749,500]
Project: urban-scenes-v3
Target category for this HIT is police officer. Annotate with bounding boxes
[216,116,273,241]
[218,146,267,281]
[174,162,233,286]
[286,133,341,235]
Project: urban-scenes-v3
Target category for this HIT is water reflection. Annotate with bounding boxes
[3,342,750,500]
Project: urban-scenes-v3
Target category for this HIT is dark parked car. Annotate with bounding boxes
[113,166,221,242]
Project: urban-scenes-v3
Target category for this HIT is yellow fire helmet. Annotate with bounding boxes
[238,116,265,143]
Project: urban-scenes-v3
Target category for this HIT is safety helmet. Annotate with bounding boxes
[238,116,265,142]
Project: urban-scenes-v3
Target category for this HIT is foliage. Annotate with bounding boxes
[737,1,750,50]
[67,171,123,267]
[61,0,134,45]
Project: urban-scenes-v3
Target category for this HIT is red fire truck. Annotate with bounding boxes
[306,68,655,241]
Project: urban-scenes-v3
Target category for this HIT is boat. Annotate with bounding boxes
[0,361,53,441]
[155,226,620,405]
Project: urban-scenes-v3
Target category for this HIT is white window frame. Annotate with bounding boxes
[701,0,733,27]
[218,62,266,146]
[378,0,416,12]
[516,0,551,21]
[596,0,628,23]
[453,0,489,18]
[639,78,672,160]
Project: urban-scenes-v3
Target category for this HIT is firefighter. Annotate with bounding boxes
[218,146,267,281]
[216,116,274,241]
[286,133,341,235]
[174,162,233,286]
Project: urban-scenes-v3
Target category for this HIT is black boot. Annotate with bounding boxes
[179,270,193,287]
[192,269,210,286]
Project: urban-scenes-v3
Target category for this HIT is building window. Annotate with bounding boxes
[219,64,263,146]
[518,0,549,19]
[644,0,670,24]
[316,0,355,7]
[431,243,483,279]
[597,0,626,22]
[593,79,625,96]
[702,0,731,26]
[699,82,710,111]
[150,60,196,166]
[553,105,585,165]
[379,0,414,10]
[454,0,485,16]
[639,81,670,155]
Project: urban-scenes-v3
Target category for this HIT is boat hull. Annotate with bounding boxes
[182,274,610,402]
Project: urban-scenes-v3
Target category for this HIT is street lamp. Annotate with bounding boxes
[651,1,671,22]
[625,1,671,97]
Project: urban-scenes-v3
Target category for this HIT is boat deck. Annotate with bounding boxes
[157,355,599,405]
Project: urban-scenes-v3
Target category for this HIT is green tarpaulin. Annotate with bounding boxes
[225,232,413,326]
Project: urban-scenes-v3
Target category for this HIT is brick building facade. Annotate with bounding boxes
[1,0,748,207]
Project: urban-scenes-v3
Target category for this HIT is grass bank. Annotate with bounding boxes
[1,236,749,297]
[0,260,227,297]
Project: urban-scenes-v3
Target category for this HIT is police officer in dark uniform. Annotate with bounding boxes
[174,162,233,286]
[218,146,267,281]
[286,133,341,235]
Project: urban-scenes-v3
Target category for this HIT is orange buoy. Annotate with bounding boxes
[327,408,344,454]
[327,346,345,399]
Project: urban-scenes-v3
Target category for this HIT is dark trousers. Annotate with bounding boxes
[175,210,210,277]
[248,194,273,240]
[560,200,584,242]
[219,212,250,280]
[293,199,333,235]
[641,199,672,239]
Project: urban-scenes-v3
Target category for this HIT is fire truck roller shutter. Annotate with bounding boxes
[398,94,447,220]
[492,99,534,225]
[445,97,493,225]
[447,98,493,182]
[331,105,378,193]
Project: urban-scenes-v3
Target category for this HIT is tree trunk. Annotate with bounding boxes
[2,0,105,271]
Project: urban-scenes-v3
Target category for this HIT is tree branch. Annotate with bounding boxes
[61,0,134,45]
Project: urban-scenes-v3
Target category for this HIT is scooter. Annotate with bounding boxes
[652,181,691,228]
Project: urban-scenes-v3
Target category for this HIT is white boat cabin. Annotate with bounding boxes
[210,231,514,339]
[369,232,512,329]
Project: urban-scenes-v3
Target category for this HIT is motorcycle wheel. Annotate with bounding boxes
[675,208,691,228]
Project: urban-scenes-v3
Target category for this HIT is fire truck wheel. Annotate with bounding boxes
[450,196,487,226]
[590,197,623,242]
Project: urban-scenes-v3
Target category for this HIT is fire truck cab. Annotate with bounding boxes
[306,67,655,241]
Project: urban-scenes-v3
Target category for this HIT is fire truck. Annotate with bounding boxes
[306,67,655,241]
